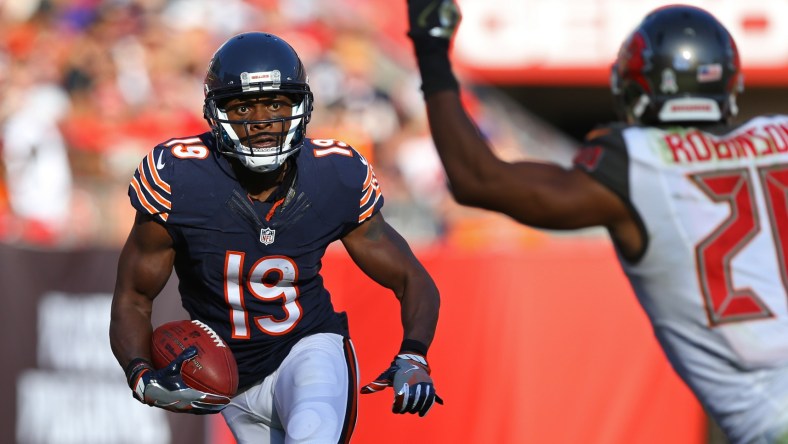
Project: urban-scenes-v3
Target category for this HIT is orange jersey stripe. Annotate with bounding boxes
[359,186,374,207]
[130,176,168,221]
[358,161,382,222]
[137,161,172,210]
[358,205,375,223]
[361,164,373,190]
[145,151,172,193]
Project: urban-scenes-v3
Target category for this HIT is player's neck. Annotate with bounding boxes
[232,160,290,202]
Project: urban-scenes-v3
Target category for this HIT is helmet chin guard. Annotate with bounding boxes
[203,33,313,172]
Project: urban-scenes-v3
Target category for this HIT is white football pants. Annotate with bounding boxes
[221,333,359,444]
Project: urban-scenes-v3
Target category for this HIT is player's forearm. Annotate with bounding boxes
[424,90,505,206]
[412,22,506,207]
[399,278,440,352]
[109,293,154,368]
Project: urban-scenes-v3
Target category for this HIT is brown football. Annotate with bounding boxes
[151,319,238,397]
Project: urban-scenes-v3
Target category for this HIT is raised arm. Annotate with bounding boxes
[406,0,642,258]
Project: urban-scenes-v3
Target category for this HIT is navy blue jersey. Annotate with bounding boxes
[128,133,384,390]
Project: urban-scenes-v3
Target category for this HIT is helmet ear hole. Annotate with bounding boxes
[610,65,622,95]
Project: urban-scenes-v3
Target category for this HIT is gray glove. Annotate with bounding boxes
[361,353,444,417]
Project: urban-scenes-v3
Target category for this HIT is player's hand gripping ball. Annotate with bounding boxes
[125,320,238,415]
[151,319,239,398]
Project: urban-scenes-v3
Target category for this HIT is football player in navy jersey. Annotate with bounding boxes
[407,1,788,443]
[110,32,441,443]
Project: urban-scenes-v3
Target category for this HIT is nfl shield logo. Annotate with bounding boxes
[259,227,276,245]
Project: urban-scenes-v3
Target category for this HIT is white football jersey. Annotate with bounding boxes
[576,116,788,443]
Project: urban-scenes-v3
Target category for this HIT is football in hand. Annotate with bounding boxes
[151,319,239,398]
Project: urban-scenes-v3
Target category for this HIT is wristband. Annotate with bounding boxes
[125,358,153,388]
[399,339,429,357]
[410,36,459,96]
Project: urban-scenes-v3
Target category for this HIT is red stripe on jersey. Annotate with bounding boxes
[266,198,284,222]
[573,146,604,171]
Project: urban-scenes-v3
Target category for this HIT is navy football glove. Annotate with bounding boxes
[126,346,230,415]
[361,353,443,417]
[407,0,461,40]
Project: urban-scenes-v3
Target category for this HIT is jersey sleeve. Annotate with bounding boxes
[309,140,384,232]
[572,124,631,201]
[357,153,384,223]
[128,145,173,222]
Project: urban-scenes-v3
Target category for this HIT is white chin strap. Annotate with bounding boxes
[233,151,287,173]
[217,101,305,173]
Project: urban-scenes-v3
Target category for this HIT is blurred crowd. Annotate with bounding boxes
[0,0,579,250]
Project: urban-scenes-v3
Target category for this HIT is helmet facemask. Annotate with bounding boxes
[202,33,314,173]
[205,90,312,173]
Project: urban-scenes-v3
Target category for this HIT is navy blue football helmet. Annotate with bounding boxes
[204,32,313,172]
[610,5,743,125]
